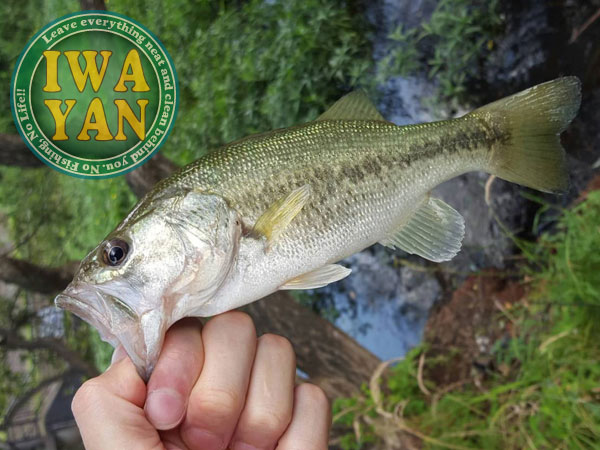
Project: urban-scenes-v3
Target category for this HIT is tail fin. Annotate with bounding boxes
[472,77,581,193]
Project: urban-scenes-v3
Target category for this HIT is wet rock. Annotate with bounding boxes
[484,0,569,96]
[434,173,534,274]
[380,76,435,125]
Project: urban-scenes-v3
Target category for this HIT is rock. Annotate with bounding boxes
[433,173,533,274]
[484,0,568,96]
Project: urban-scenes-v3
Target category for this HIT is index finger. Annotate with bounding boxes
[72,354,161,450]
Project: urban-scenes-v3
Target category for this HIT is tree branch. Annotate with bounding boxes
[0,257,77,294]
[0,328,98,377]
[125,153,178,198]
[0,134,43,168]
[242,292,381,398]
[1,370,76,429]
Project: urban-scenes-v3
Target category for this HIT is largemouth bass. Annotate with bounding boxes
[56,77,581,380]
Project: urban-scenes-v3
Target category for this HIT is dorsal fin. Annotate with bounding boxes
[317,91,386,121]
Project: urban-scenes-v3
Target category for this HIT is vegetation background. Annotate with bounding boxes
[0,0,598,449]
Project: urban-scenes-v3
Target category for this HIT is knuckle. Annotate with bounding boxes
[160,344,189,367]
[297,383,330,409]
[71,379,105,418]
[209,311,256,338]
[190,387,242,423]
[241,407,292,436]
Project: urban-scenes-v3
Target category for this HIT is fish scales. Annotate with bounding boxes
[149,117,495,262]
[55,78,581,379]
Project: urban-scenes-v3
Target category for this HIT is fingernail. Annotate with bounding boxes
[110,346,127,366]
[183,427,225,449]
[231,442,262,450]
[145,388,185,429]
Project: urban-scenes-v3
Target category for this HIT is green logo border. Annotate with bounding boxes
[10,10,179,179]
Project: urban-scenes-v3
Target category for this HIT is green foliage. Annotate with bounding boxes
[0,167,136,266]
[0,0,373,382]
[291,290,341,322]
[333,192,600,449]
[109,0,373,164]
[88,326,114,371]
[531,191,600,331]
[332,348,426,449]
[379,0,503,106]
[0,0,80,131]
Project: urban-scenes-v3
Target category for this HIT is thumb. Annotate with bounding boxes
[72,347,162,450]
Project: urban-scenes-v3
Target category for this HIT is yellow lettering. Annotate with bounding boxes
[113,49,150,92]
[65,50,112,92]
[77,98,113,141]
[44,99,76,140]
[114,99,148,140]
[42,51,61,92]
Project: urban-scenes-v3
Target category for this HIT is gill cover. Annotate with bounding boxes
[164,189,242,320]
[56,189,241,380]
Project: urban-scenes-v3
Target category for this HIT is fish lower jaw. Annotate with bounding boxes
[55,293,119,347]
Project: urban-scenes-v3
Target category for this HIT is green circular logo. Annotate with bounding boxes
[11,11,178,178]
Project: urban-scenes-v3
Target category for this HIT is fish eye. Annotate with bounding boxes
[103,238,130,267]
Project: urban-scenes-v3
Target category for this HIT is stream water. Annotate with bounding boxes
[323,249,441,360]
[316,1,443,361]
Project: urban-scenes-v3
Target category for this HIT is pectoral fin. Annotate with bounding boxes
[253,184,311,246]
[379,197,465,262]
[280,264,352,290]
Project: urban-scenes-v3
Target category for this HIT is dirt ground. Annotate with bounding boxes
[422,173,600,389]
[423,271,526,387]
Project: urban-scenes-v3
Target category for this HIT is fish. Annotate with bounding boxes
[55,77,581,380]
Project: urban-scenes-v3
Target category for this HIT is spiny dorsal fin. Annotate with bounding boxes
[280,264,351,290]
[317,90,386,122]
[253,184,311,246]
[379,197,465,262]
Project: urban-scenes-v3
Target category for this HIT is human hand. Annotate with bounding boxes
[72,312,331,450]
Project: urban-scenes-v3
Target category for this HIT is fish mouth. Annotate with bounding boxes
[55,283,163,381]
[55,284,121,347]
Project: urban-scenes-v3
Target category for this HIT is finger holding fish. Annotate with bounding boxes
[72,312,324,449]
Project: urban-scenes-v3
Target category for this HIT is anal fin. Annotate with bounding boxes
[379,197,465,262]
[280,264,351,290]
